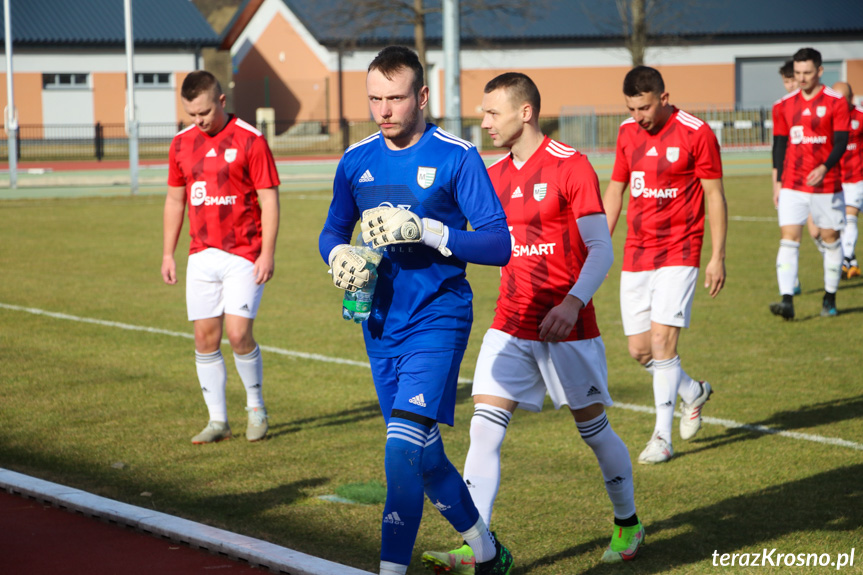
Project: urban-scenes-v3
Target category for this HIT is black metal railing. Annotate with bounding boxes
[0,108,776,162]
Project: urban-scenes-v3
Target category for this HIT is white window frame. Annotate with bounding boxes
[134,72,173,89]
[42,73,91,90]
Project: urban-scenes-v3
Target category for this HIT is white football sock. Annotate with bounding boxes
[577,412,637,520]
[677,364,702,404]
[460,517,497,563]
[463,404,511,527]
[652,356,682,442]
[234,345,264,408]
[379,561,408,575]
[843,215,858,261]
[195,349,227,422]
[823,240,842,294]
[776,239,799,296]
[642,358,655,375]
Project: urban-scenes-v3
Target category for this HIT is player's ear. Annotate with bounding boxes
[660,91,670,106]
[521,103,533,123]
[418,86,430,111]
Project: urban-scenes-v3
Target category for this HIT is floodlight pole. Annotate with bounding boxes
[124,0,139,195]
[442,0,461,138]
[4,0,18,189]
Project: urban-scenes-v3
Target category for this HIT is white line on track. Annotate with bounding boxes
[3,301,861,452]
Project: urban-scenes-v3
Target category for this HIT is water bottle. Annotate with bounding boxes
[342,244,383,323]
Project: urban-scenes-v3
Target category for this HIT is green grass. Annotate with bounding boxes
[1,175,861,574]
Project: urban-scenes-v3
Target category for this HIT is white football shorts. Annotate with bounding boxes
[842,180,863,212]
[471,328,613,413]
[778,188,845,230]
[186,248,264,321]
[620,266,698,335]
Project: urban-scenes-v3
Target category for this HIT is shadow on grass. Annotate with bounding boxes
[269,378,476,440]
[516,464,863,574]
[268,401,383,439]
[676,394,863,459]
[197,477,329,512]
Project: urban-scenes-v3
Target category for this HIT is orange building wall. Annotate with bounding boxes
[175,71,190,125]
[0,73,44,137]
[461,64,736,118]
[233,12,331,127]
[92,73,127,125]
[334,70,373,123]
[327,63,737,123]
[847,60,863,98]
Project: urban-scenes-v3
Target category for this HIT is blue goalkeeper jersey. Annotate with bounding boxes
[320,124,509,358]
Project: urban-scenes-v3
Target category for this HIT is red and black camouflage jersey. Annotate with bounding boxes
[611,107,723,272]
[772,86,850,194]
[487,136,604,342]
[168,116,280,263]
[840,105,863,184]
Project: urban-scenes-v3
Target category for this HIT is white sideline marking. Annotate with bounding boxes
[0,469,373,575]
[613,403,863,451]
[2,301,861,453]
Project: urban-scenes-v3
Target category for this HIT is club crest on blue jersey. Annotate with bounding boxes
[417,166,436,189]
[533,183,547,201]
[225,149,237,163]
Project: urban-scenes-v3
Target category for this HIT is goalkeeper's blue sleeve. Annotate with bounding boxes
[445,217,511,267]
[319,160,359,264]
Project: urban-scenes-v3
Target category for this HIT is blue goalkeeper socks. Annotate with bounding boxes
[380,417,481,565]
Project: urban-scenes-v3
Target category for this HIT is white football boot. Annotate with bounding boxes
[679,381,713,441]
[638,432,673,464]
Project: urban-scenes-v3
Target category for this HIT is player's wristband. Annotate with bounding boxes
[421,218,452,257]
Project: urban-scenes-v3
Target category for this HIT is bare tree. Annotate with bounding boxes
[617,0,647,67]
[588,0,708,67]
[326,0,542,79]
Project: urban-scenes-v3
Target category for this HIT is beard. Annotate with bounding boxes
[379,104,423,143]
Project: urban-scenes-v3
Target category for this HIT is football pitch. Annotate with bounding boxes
[0,167,861,574]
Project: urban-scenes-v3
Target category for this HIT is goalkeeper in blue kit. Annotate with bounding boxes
[318,46,514,575]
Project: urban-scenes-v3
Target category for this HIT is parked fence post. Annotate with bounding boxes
[94,122,104,161]
[340,118,349,151]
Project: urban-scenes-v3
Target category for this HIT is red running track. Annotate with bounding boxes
[0,489,266,574]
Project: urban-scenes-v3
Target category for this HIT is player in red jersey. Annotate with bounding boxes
[604,66,727,465]
[421,73,642,573]
[770,47,849,319]
[162,71,280,444]
[776,61,822,290]
[832,82,863,278]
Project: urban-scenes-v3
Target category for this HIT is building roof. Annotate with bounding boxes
[225,0,863,49]
[0,0,219,48]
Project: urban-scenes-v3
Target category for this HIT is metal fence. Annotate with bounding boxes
[0,108,776,162]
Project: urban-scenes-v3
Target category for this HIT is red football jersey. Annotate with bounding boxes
[611,107,723,272]
[840,105,863,184]
[487,137,604,341]
[772,86,850,193]
[168,116,280,263]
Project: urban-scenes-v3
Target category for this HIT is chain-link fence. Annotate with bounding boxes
[0,107,777,162]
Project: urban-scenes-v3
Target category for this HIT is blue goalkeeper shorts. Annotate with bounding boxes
[369,349,464,427]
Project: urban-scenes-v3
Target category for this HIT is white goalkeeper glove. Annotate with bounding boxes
[361,207,451,256]
[328,244,370,292]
